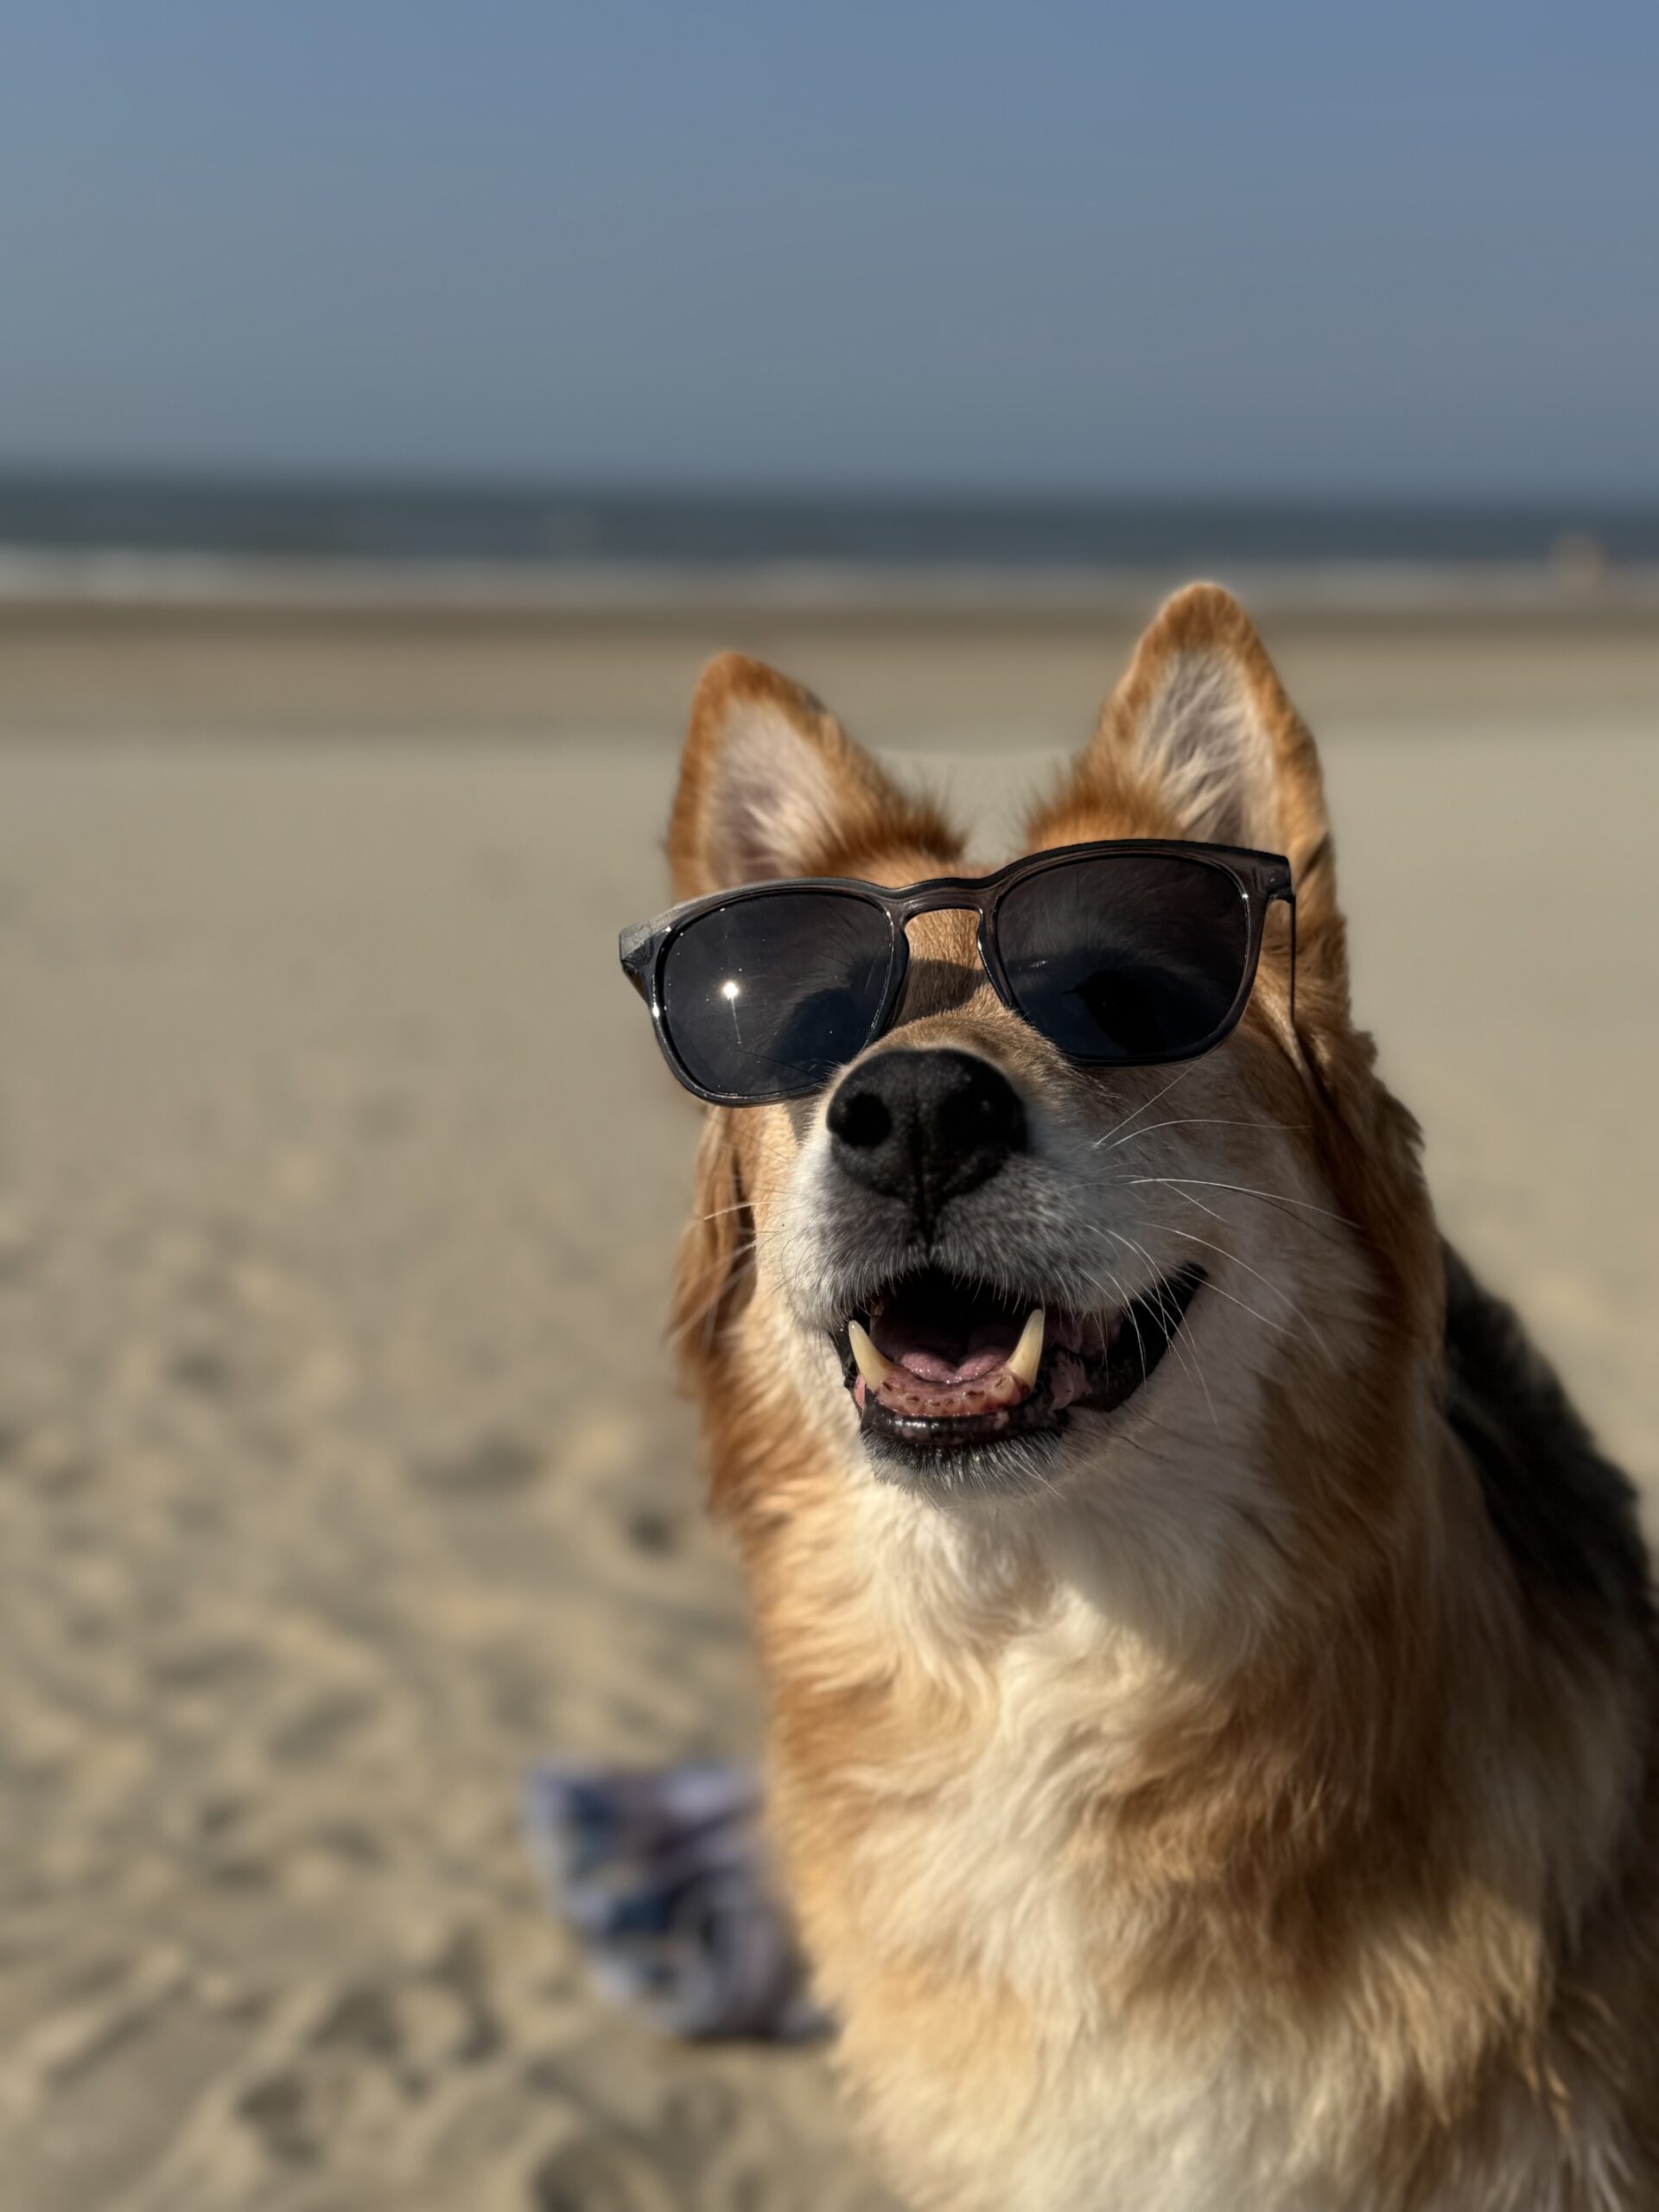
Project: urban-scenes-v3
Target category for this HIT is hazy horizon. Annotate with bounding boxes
[10,463,1659,506]
[6,472,1659,573]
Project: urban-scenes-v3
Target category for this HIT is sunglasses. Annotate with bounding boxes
[620,839,1295,1108]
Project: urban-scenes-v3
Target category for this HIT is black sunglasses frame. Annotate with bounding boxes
[620,838,1296,1108]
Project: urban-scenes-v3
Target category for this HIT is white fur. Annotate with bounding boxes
[1135,650,1280,848]
[705,699,843,883]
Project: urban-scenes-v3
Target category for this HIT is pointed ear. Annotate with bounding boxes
[1031,584,1344,990]
[668,653,957,902]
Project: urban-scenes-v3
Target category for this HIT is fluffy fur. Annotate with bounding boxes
[657,590,1659,2209]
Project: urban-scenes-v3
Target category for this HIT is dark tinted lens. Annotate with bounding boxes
[996,855,1250,1063]
[661,891,895,1098]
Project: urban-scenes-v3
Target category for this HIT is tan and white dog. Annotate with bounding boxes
[656,586,1659,2209]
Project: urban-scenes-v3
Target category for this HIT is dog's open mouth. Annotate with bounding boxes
[834,1264,1204,1460]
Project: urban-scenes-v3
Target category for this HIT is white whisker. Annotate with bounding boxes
[1103,1230,1219,1437]
[1090,1059,1207,1151]
[1164,1182,1231,1226]
[1077,1261,1150,1395]
[1099,1116,1309,1154]
[667,1240,760,1348]
[1075,1259,1195,1446]
[1126,1176,1359,1230]
[1174,1268,1303,1342]
[1139,1222,1331,1356]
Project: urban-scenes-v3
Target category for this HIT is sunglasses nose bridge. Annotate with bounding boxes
[893,899,1010,1025]
[897,894,991,963]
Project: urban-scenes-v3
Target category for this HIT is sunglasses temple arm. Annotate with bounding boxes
[1287,893,1297,1033]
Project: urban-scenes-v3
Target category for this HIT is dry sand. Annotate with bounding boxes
[0,591,1656,2209]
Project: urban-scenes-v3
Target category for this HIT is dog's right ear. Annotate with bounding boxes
[667,653,953,902]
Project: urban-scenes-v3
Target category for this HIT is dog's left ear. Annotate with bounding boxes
[1030,583,1344,1003]
[668,652,956,903]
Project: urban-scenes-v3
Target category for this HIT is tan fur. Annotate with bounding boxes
[658,588,1659,2209]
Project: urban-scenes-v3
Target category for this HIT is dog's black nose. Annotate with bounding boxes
[827,1048,1026,1231]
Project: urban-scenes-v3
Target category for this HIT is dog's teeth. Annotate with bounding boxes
[848,1319,895,1389]
[1007,1307,1046,1389]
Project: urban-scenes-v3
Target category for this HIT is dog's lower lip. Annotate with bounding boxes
[833,1267,1205,1459]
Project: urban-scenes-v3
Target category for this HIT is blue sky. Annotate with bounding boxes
[3,1,1656,494]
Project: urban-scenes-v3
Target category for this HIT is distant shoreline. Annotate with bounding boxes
[8,474,1659,632]
[3,474,1659,577]
[3,548,1659,629]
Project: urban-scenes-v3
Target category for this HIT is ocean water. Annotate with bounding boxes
[3,474,1657,572]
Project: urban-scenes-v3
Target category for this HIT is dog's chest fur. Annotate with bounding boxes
[760,1471,1640,2212]
[816,1611,1311,2211]
[766,1526,1315,2207]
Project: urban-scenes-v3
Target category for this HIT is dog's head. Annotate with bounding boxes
[663,587,1440,1625]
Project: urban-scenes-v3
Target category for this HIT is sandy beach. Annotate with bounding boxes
[2,582,1656,2210]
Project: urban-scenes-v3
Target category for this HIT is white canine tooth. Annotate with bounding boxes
[1007,1306,1046,1389]
[848,1319,896,1390]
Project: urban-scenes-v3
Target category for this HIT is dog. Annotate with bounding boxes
[640,585,1659,2209]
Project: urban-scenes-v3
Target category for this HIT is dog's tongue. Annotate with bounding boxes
[885,1332,1014,1388]
[856,1306,1046,1419]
